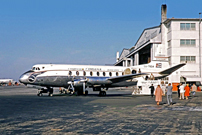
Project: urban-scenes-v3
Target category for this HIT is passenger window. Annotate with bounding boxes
[76,71,79,76]
[122,72,124,75]
[109,72,112,77]
[103,72,106,76]
[97,72,99,76]
[90,71,93,76]
[116,72,119,76]
[83,71,86,76]
[69,71,72,76]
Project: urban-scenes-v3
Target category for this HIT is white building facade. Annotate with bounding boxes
[115,4,202,84]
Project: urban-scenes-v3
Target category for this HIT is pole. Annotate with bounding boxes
[199,13,201,77]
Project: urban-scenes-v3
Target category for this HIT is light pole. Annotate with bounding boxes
[199,13,201,77]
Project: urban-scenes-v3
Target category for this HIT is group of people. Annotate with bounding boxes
[149,83,197,105]
[177,83,197,100]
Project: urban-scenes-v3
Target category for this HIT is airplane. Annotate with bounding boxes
[0,79,13,86]
[19,61,185,96]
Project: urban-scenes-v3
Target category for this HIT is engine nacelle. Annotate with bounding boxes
[73,81,83,87]
[68,80,85,87]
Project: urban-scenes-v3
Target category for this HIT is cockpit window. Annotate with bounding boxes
[32,67,41,71]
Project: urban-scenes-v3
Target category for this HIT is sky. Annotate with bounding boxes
[0,0,202,81]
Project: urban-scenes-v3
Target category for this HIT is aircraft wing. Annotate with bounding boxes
[107,73,147,83]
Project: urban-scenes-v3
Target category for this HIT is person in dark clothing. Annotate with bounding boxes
[177,84,180,98]
[149,84,155,97]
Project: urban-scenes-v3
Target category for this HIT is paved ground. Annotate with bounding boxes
[1,86,202,134]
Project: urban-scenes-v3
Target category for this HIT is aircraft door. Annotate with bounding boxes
[124,68,131,75]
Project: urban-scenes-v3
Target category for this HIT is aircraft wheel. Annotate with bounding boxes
[99,91,106,96]
[85,90,88,95]
[37,93,43,96]
[74,91,78,96]
[103,91,106,96]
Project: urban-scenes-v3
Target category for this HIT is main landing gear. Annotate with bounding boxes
[67,81,88,96]
[37,87,53,97]
[93,87,107,96]
[99,91,106,96]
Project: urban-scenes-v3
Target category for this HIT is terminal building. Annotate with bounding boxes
[114,4,202,85]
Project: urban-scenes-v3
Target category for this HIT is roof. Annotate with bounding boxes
[164,18,201,23]
[119,48,129,60]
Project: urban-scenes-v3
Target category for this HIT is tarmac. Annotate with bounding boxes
[1,86,202,134]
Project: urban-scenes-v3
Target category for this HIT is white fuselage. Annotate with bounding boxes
[19,61,185,96]
[0,79,13,84]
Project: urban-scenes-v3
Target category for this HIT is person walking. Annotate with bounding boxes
[191,83,197,97]
[155,85,163,105]
[177,84,180,98]
[149,84,155,97]
[161,84,166,96]
[179,83,185,100]
[184,84,190,100]
[166,83,173,105]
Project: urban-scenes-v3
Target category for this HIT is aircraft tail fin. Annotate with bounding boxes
[159,63,186,75]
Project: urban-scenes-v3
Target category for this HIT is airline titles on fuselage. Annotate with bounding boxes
[66,68,121,72]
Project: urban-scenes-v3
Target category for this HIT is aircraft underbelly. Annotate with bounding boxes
[109,81,137,87]
[34,76,72,87]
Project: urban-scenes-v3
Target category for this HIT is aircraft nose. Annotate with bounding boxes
[19,70,33,84]
[19,74,28,84]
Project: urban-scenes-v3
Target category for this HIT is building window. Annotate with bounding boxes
[180,23,195,30]
[191,56,196,61]
[168,40,171,48]
[191,23,196,30]
[180,39,196,47]
[180,56,196,63]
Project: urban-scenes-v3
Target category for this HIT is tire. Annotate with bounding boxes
[74,91,78,96]
[38,93,43,96]
[85,90,88,95]
[99,91,106,96]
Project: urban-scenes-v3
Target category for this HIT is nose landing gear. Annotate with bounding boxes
[37,87,53,97]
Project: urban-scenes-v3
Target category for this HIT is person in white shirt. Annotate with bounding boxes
[179,83,185,100]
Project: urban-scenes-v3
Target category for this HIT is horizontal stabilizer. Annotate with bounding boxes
[159,63,186,75]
